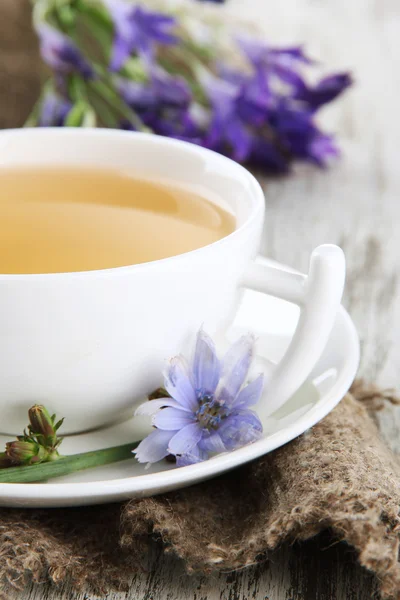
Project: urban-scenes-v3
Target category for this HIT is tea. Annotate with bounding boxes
[0,167,235,274]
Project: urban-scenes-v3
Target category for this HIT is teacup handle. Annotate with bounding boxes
[242,244,345,415]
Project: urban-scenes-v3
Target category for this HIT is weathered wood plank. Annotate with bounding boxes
[1,0,399,598]
[2,538,378,600]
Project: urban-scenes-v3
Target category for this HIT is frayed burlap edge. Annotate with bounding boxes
[0,382,398,599]
[121,382,400,600]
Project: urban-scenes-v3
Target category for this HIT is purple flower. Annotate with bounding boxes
[38,91,72,127]
[104,0,178,71]
[294,73,353,109]
[238,37,312,91]
[36,23,93,79]
[118,68,195,140]
[118,65,191,109]
[308,133,338,166]
[249,139,290,174]
[266,101,339,167]
[205,81,251,160]
[117,79,158,111]
[204,73,268,161]
[134,330,264,466]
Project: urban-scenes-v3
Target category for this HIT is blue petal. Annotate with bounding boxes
[268,45,313,64]
[134,428,174,463]
[151,69,191,107]
[218,334,255,404]
[135,398,183,416]
[192,330,221,395]
[218,410,263,451]
[250,138,289,174]
[39,92,71,127]
[110,33,132,71]
[168,422,203,455]
[232,374,264,409]
[117,78,158,109]
[36,23,93,78]
[198,431,227,454]
[164,355,197,412]
[153,407,195,430]
[308,133,338,167]
[294,73,352,109]
[176,445,207,466]
[226,117,253,162]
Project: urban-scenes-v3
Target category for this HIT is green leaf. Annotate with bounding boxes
[81,104,97,127]
[54,418,65,432]
[64,101,87,126]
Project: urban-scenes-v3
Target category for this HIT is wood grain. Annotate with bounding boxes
[0,0,42,128]
[1,0,399,598]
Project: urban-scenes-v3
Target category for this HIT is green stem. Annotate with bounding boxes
[90,76,148,131]
[0,441,139,483]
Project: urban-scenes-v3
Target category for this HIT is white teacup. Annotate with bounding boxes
[0,129,345,434]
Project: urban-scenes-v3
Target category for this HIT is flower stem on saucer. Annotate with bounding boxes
[0,442,139,483]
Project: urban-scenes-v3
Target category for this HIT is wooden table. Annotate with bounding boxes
[5,0,400,598]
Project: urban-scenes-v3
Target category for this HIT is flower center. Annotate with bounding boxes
[196,393,226,430]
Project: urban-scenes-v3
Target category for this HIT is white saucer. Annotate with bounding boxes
[0,278,359,508]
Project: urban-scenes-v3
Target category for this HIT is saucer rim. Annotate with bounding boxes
[0,304,359,506]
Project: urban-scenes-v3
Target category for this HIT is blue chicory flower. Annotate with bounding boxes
[38,91,72,126]
[104,0,178,71]
[134,330,264,466]
[36,23,93,79]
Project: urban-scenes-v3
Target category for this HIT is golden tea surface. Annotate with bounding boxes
[0,167,235,274]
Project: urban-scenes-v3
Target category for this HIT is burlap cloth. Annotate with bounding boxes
[1,3,400,599]
[0,383,397,599]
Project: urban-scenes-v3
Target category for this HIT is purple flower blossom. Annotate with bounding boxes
[203,69,272,161]
[118,67,196,141]
[238,37,312,91]
[134,330,264,466]
[266,100,338,168]
[104,0,178,71]
[204,77,253,161]
[118,66,191,110]
[32,4,352,174]
[38,91,72,127]
[36,23,93,79]
[294,73,353,109]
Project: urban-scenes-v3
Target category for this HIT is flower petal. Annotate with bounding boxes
[135,398,183,416]
[133,429,174,463]
[168,422,203,456]
[295,73,353,109]
[153,407,195,430]
[198,431,227,454]
[232,374,264,409]
[218,334,255,403]
[226,117,253,162]
[192,329,221,395]
[218,410,263,451]
[164,355,197,411]
[176,445,207,466]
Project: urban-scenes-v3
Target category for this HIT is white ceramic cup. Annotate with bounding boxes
[0,128,345,434]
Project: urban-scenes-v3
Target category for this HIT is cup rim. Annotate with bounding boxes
[0,128,265,280]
